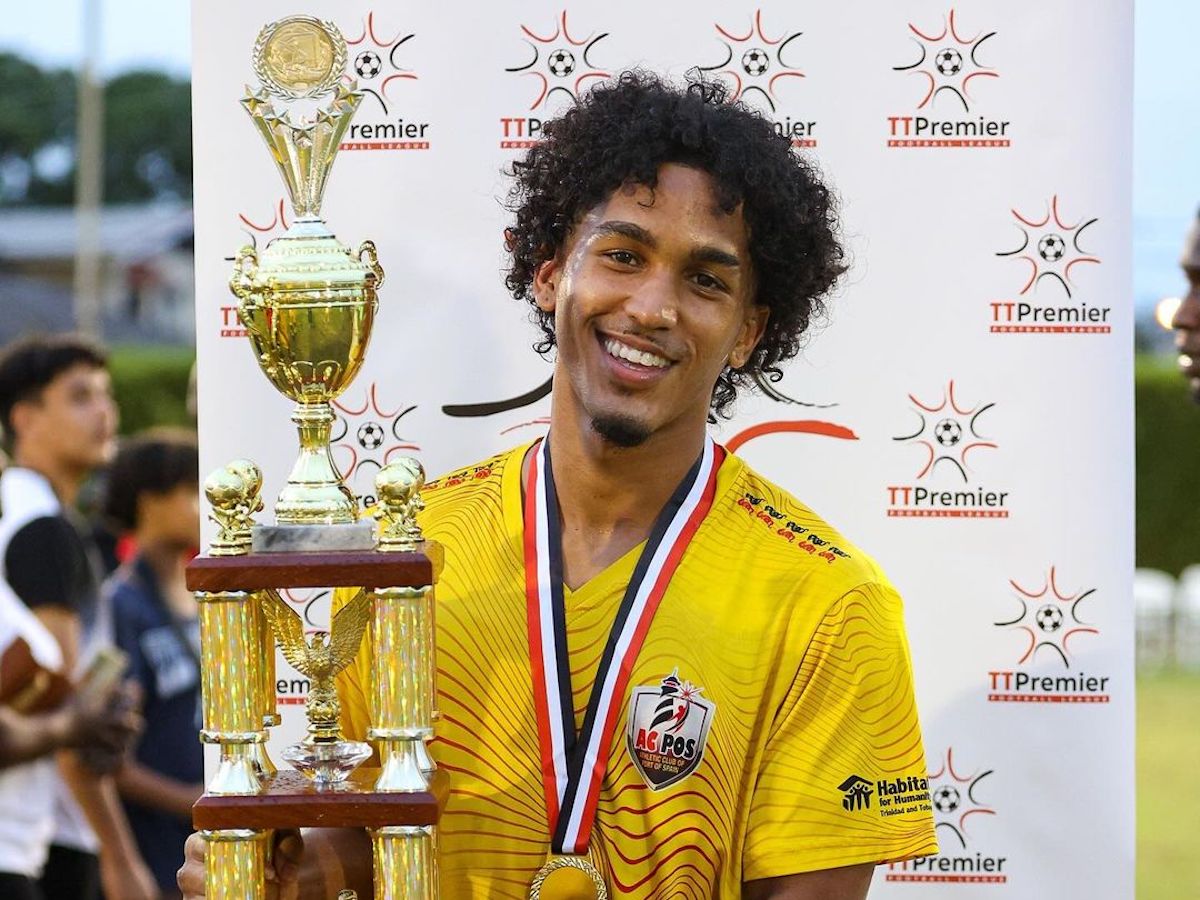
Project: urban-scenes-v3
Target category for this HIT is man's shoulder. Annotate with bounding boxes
[713,451,887,595]
[419,444,526,523]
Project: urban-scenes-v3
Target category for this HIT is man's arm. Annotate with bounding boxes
[58,749,158,900]
[745,863,875,900]
[114,758,203,821]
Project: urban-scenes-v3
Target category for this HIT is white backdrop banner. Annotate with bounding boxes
[191,2,1134,896]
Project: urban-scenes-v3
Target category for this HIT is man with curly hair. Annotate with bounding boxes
[181,72,935,899]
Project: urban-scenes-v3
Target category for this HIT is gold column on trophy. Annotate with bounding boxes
[187,15,445,900]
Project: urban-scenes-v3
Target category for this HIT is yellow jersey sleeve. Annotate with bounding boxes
[743,580,938,879]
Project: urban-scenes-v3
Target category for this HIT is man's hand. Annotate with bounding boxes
[178,829,305,900]
[63,678,142,758]
[100,851,159,900]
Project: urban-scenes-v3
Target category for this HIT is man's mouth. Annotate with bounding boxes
[601,335,672,370]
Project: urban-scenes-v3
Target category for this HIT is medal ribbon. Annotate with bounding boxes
[524,434,723,855]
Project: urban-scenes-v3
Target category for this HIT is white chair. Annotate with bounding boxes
[1134,568,1176,668]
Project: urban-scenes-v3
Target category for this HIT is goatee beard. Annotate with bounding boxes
[590,414,652,448]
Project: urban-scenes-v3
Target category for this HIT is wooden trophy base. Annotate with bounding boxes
[194,767,449,831]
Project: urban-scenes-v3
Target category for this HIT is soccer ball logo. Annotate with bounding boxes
[935,48,963,76]
[357,421,385,450]
[1035,604,1064,633]
[742,48,770,76]
[354,50,383,80]
[547,48,576,77]
[1038,234,1067,262]
[932,785,961,814]
[935,418,962,447]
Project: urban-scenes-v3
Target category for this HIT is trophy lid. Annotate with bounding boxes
[252,16,346,100]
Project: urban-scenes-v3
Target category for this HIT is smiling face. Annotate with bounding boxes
[533,164,769,447]
[1172,220,1200,402]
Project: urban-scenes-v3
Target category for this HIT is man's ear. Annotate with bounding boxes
[729,305,770,369]
[532,256,562,314]
[8,400,36,449]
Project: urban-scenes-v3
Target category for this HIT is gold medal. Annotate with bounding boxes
[252,16,346,99]
[528,855,608,900]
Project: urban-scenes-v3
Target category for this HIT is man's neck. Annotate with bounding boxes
[541,391,707,589]
[11,448,85,507]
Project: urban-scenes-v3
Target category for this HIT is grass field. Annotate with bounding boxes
[1137,669,1200,898]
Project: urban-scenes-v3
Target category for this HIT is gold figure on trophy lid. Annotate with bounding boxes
[203,460,264,556]
[253,16,345,99]
[375,458,426,552]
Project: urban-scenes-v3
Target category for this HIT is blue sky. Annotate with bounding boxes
[1,1,1194,310]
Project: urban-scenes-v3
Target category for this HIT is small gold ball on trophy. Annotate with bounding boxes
[204,461,264,556]
[375,458,426,552]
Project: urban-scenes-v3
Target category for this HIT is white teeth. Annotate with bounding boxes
[604,338,670,369]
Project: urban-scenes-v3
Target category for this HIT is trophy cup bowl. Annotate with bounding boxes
[231,232,382,526]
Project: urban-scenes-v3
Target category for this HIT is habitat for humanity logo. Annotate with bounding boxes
[499,10,610,149]
[887,8,1009,148]
[888,380,1009,518]
[339,11,430,151]
[989,567,1110,703]
[886,749,1008,885]
[697,9,815,148]
[991,196,1108,334]
[331,382,421,511]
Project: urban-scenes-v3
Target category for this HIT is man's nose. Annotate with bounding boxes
[624,269,679,328]
[1171,290,1200,331]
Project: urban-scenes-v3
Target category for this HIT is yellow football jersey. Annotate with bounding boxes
[335,443,937,897]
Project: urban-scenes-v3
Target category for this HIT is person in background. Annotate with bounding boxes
[106,430,204,899]
[1171,210,1200,400]
[0,334,154,900]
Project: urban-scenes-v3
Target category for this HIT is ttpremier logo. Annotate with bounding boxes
[331,382,421,510]
[500,10,610,149]
[989,567,1109,703]
[887,8,1009,149]
[697,9,814,148]
[626,669,715,790]
[339,12,430,152]
[887,749,1008,885]
[991,196,1107,334]
[888,381,1008,519]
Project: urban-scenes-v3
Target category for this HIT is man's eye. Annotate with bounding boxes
[605,250,638,266]
[694,272,727,292]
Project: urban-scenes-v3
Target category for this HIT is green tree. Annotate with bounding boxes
[0,52,192,205]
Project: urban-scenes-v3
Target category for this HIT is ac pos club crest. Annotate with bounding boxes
[626,670,715,791]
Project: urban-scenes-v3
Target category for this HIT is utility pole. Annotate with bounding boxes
[72,0,104,337]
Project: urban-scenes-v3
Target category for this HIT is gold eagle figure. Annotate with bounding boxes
[260,587,372,743]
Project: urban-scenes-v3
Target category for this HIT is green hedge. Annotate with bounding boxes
[1136,355,1200,576]
[108,345,194,435]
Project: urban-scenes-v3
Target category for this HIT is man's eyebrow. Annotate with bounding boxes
[593,220,742,269]
[689,246,742,269]
[593,220,657,247]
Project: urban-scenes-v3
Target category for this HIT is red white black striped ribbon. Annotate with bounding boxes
[524,434,722,855]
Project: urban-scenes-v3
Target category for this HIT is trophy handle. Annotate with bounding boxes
[357,240,385,290]
[230,245,266,339]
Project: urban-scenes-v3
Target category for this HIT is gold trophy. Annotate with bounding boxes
[229,14,381,537]
[186,16,444,900]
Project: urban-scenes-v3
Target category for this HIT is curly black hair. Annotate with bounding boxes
[504,71,846,417]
